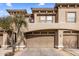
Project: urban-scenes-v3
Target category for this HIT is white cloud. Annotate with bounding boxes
[39,3,45,6]
[0,10,3,13]
[0,10,9,17]
[26,8,32,13]
[6,3,12,7]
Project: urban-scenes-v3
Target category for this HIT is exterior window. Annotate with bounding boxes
[40,16,53,23]
[29,16,34,23]
[67,12,76,23]
[40,16,46,22]
[47,16,53,23]
[29,19,34,23]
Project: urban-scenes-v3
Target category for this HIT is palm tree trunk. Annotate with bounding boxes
[11,32,16,54]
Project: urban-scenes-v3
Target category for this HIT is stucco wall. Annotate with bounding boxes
[58,8,79,23]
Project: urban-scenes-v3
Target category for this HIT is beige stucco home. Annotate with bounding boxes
[0,3,79,49]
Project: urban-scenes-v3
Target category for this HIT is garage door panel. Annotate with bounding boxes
[26,35,54,48]
[27,37,40,48]
[64,35,77,48]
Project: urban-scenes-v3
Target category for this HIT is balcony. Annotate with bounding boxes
[20,23,79,32]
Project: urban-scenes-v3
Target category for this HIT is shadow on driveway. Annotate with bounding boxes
[15,48,73,56]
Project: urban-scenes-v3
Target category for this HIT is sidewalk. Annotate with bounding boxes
[64,49,79,56]
[0,48,12,56]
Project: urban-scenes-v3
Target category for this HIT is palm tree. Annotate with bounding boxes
[0,15,27,55]
[11,14,27,50]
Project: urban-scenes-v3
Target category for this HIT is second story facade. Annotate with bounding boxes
[6,3,79,32]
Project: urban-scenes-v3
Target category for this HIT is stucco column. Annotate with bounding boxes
[53,16,55,23]
[77,34,79,48]
[34,13,37,23]
[2,32,8,48]
[54,31,58,48]
[57,30,64,49]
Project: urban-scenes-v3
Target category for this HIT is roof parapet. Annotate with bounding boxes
[55,3,79,8]
[6,9,27,15]
[31,8,57,14]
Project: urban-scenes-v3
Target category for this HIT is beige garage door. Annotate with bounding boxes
[26,35,54,48]
[63,35,77,48]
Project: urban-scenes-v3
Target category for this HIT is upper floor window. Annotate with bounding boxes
[67,12,76,23]
[47,16,53,23]
[40,16,46,22]
[29,17,34,23]
[40,16,53,23]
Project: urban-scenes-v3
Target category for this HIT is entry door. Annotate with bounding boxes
[63,35,77,48]
[26,35,54,48]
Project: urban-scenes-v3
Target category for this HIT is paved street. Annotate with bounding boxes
[15,48,73,56]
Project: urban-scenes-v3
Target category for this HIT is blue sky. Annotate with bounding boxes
[0,3,55,17]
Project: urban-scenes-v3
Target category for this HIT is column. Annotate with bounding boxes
[34,13,37,23]
[53,16,55,23]
[2,32,8,48]
[57,30,64,49]
[54,30,64,49]
[54,31,58,48]
[77,33,79,48]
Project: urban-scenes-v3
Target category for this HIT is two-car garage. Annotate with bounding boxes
[24,30,79,49]
[24,31,55,48]
[0,30,78,49]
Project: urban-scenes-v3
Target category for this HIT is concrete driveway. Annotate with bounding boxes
[15,48,73,56]
[64,49,79,56]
